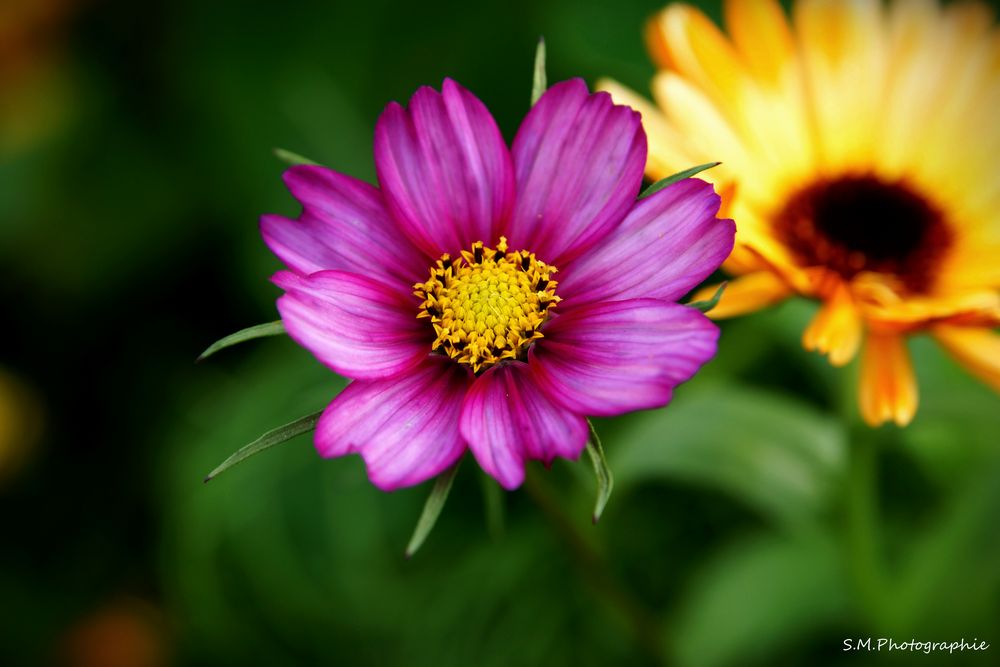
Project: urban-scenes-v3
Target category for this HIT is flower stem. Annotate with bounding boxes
[845,429,885,627]
[523,470,666,665]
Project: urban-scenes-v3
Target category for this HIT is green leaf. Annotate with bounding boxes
[530,37,547,106]
[687,282,728,314]
[203,410,321,482]
[405,461,461,558]
[273,147,319,166]
[889,456,1000,632]
[166,342,587,665]
[670,533,847,667]
[197,321,286,361]
[611,382,846,526]
[638,162,721,199]
[900,336,1000,487]
[585,420,614,524]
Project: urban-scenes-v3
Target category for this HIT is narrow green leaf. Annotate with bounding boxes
[687,281,728,314]
[204,410,322,482]
[273,147,318,166]
[530,37,547,106]
[197,321,286,362]
[406,462,461,558]
[585,420,614,523]
[638,161,721,199]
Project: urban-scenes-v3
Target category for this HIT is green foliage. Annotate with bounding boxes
[531,38,547,105]
[638,162,721,199]
[273,147,319,166]
[405,462,462,558]
[203,409,322,481]
[687,281,727,314]
[611,382,847,527]
[585,421,614,523]
[197,321,286,361]
[479,472,506,540]
[669,533,847,667]
[162,350,636,666]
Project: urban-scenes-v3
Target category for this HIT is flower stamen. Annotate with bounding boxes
[413,236,560,373]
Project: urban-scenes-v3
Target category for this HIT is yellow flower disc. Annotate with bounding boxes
[413,236,560,373]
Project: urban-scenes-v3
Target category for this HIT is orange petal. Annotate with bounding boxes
[802,282,862,366]
[722,243,768,275]
[724,0,796,86]
[859,332,918,427]
[645,4,745,104]
[849,272,1000,330]
[689,271,793,319]
[932,326,1000,394]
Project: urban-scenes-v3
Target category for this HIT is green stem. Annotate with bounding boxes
[845,431,884,627]
[479,472,505,541]
[523,471,666,665]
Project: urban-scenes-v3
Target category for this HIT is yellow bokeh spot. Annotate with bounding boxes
[413,236,560,373]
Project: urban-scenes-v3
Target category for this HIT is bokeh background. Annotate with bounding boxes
[2,0,999,665]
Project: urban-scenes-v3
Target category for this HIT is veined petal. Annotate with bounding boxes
[596,78,701,182]
[859,332,918,427]
[316,356,472,491]
[274,270,430,380]
[557,178,734,306]
[690,271,794,319]
[459,362,588,490]
[262,166,428,284]
[933,326,1000,394]
[507,79,646,266]
[532,299,718,416]
[802,282,863,366]
[374,79,515,258]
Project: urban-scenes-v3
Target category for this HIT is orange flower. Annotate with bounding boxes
[600,0,1000,426]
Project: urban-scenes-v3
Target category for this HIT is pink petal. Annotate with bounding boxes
[261,165,428,284]
[532,299,719,416]
[316,356,473,491]
[274,270,431,380]
[459,362,588,489]
[557,179,734,306]
[374,79,515,258]
[505,79,646,266]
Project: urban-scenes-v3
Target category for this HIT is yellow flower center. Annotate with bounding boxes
[413,236,560,373]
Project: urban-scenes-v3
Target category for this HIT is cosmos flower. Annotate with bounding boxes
[262,78,734,490]
[600,0,1000,426]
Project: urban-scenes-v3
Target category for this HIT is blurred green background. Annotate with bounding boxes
[1,0,998,665]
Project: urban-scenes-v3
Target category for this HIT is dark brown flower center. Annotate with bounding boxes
[774,175,952,293]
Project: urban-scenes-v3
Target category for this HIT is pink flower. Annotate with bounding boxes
[262,78,735,490]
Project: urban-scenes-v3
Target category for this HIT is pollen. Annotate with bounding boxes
[413,236,560,373]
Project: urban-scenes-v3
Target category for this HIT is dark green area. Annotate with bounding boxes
[1,0,998,665]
